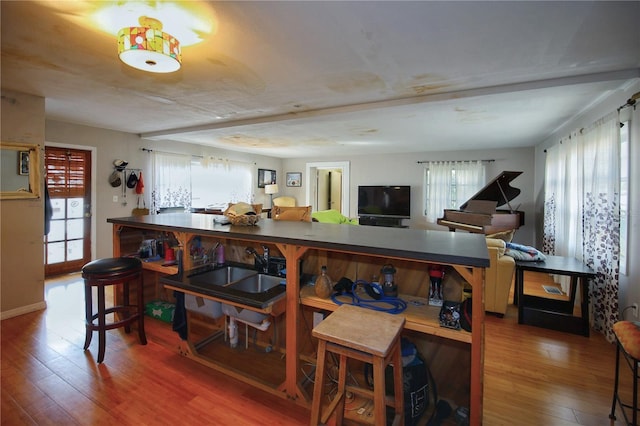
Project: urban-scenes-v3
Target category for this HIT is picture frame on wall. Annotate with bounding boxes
[286,172,302,187]
[258,168,276,188]
[18,151,30,175]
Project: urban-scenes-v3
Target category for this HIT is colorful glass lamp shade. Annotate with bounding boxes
[118,16,181,73]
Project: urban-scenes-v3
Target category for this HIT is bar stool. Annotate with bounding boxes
[310,304,405,426]
[610,320,640,425]
[82,257,147,363]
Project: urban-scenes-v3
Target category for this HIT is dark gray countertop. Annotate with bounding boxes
[108,213,489,268]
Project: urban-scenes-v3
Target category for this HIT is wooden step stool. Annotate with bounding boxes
[310,304,405,426]
[610,320,640,425]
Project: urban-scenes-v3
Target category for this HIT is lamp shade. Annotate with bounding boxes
[118,16,181,73]
[265,184,279,195]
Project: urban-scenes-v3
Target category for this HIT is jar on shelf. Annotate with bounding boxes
[314,265,333,299]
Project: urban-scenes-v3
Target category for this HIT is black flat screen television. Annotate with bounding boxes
[357,185,411,218]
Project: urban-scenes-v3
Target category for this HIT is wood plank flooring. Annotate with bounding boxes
[1,273,631,425]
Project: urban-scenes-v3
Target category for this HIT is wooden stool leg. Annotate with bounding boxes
[97,285,106,364]
[136,274,147,345]
[634,355,638,426]
[372,355,387,426]
[310,340,328,425]
[123,281,131,334]
[334,353,348,425]
[83,281,93,350]
[392,339,404,426]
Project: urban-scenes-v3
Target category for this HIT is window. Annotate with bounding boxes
[423,161,486,222]
[151,152,254,212]
[190,157,254,209]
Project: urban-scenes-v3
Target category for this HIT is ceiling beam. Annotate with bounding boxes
[141,68,640,140]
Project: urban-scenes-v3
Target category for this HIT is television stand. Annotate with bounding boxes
[359,216,407,228]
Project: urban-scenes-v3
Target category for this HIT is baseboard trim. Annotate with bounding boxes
[0,301,47,320]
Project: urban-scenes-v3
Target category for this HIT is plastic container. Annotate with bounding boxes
[184,294,223,319]
[221,303,268,324]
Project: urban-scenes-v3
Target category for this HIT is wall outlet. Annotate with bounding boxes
[633,303,639,318]
[112,195,118,202]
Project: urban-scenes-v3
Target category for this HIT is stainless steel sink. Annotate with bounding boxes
[187,266,257,287]
[227,274,285,293]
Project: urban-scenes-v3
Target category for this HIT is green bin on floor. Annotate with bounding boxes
[145,300,175,323]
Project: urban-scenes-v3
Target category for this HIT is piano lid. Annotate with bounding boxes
[459,171,522,211]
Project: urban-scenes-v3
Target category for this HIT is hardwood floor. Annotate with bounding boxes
[0,273,630,425]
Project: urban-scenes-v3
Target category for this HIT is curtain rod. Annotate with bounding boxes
[141,147,256,165]
[416,159,494,164]
[617,91,640,112]
[141,147,202,158]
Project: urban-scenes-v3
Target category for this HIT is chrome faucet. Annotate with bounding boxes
[262,245,269,270]
[207,242,221,267]
[246,245,270,273]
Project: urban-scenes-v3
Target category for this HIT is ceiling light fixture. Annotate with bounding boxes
[118,16,181,73]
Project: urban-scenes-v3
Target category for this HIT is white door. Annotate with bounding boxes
[305,161,350,216]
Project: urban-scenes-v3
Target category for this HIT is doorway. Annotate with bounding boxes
[305,161,350,216]
[44,146,92,277]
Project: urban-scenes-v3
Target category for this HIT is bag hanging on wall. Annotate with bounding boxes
[126,171,138,188]
[108,170,121,187]
[132,196,149,216]
[135,171,145,194]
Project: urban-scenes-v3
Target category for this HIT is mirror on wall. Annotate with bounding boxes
[1,141,41,200]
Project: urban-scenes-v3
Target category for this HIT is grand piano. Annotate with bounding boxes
[437,171,525,234]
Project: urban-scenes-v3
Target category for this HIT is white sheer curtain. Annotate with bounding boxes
[151,152,192,212]
[424,161,486,222]
[151,152,255,212]
[455,162,487,203]
[543,112,621,341]
[191,157,254,208]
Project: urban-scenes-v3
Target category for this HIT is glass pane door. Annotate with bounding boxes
[45,147,91,276]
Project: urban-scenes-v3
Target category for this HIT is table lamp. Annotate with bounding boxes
[265,184,279,208]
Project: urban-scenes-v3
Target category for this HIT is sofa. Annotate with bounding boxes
[483,237,516,317]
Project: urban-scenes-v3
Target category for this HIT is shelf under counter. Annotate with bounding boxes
[299,285,471,344]
[140,258,179,274]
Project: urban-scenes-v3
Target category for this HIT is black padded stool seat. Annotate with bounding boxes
[82,257,146,363]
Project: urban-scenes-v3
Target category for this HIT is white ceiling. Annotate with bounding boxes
[2,1,639,158]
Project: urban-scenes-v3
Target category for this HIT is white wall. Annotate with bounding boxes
[283,147,536,245]
[533,81,640,316]
[1,90,46,318]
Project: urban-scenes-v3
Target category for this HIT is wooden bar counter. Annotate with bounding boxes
[108,213,489,424]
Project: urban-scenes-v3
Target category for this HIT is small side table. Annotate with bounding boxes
[515,255,595,336]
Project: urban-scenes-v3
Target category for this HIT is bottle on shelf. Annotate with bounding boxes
[314,265,333,299]
[216,243,225,266]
